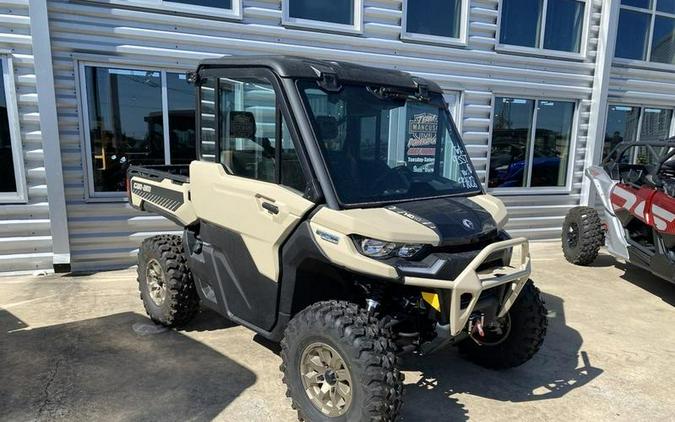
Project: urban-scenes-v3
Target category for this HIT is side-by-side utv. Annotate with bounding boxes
[128,56,547,421]
[562,139,675,282]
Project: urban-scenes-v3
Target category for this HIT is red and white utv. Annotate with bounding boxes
[562,139,675,283]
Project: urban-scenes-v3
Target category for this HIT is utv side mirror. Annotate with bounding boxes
[229,111,257,139]
[186,71,200,85]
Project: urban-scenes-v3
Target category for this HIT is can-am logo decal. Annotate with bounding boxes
[385,205,438,231]
[132,182,152,193]
[462,219,475,230]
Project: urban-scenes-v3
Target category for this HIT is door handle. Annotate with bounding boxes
[261,201,279,215]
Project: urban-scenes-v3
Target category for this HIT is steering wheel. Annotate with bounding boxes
[371,165,412,194]
[623,167,645,185]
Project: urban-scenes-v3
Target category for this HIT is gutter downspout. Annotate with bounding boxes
[28,0,71,272]
[581,0,621,206]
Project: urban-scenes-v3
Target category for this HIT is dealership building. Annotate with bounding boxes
[0,0,673,273]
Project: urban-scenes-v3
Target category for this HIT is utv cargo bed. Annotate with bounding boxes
[127,164,197,226]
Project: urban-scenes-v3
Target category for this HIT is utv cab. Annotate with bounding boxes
[128,56,547,421]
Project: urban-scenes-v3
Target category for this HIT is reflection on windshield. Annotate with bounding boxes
[298,81,480,205]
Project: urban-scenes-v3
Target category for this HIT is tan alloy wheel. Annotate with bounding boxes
[146,258,167,306]
[300,342,353,417]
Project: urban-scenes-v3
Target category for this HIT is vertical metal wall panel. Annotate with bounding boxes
[44,0,604,270]
[0,0,54,273]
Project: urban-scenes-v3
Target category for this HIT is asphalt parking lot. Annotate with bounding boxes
[1,242,674,421]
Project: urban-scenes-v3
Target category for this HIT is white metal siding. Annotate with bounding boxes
[609,64,675,107]
[47,0,604,270]
[0,0,53,272]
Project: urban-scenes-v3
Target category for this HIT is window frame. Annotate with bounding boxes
[84,0,243,20]
[215,71,281,184]
[76,60,195,202]
[495,0,591,60]
[601,102,675,161]
[400,0,470,47]
[281,0,364,35]
[444,91,464,132]
[0,54,27,204]
[486,94,580,195]
[614,1,675,69]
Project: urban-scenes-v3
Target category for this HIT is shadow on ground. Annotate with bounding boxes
[0,310,255,421]
[586,252,674,306]
[617,262,675,307]
[399,293,603,421]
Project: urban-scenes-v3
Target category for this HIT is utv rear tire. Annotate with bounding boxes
[280,301,403,422]
[137,234,199,327]
[457,280,547,369]
[562,206,604,266]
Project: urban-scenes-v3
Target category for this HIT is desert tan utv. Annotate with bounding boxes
[128,56,547,422]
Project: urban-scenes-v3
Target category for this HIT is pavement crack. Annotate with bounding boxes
[36,358,63,420]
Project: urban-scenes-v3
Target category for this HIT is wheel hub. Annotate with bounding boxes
[323,369,337,386]
[300,342,353,417]
[146,259,167,306]
[470,313,512,346]
[566,223,579,248]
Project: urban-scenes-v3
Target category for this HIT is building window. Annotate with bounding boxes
[110,0,242,19]
[283,0,363,33]
[80,65,196,197]
[499,0,586,53]
[0,56,26,203]
[488,97,576,190]
[616,0,675,64]
[166,72,197,165]
[603,104,673,161]
[444,92,462,123]
[169,0,231,7]
[402,0,468,45]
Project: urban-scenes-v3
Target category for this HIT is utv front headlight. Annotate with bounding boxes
[359,238,398,258]
[355,236,425,259]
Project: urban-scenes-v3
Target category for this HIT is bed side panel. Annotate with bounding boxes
[129,176,197,226]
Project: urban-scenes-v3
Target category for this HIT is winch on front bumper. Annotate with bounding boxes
[398,237,531,351]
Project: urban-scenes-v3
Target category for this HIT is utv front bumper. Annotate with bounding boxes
[402,237,531,337]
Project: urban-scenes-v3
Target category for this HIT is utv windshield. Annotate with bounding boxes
[298,80,481,205]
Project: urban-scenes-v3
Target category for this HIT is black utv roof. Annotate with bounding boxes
[197,55,443,93]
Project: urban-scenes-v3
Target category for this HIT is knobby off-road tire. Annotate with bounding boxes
[280,301,403,422]
[137,234,199,327]
[562,206,604,266]
[457,280,547,369]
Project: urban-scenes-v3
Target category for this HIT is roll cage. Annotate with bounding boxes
[602,138,675,189]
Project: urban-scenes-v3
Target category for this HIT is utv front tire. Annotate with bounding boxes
[457,280,547,369]
[280,301,402,421]
[137,234,199,327]
[562,206,604,265]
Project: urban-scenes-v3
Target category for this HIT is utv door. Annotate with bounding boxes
[189,69,314,331]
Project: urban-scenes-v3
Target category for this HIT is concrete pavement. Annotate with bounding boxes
[1,242,673,421]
